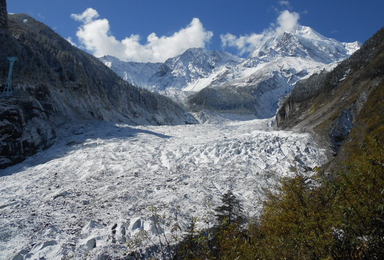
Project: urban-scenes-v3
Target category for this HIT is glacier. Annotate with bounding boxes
[0,114,328,259]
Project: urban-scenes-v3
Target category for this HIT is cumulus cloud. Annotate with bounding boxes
[221,10,300,55]
[71,8,213,62]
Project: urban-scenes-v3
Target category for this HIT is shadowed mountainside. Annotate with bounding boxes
[0,13,196,168]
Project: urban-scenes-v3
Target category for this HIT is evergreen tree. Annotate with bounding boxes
[214,190,244,226]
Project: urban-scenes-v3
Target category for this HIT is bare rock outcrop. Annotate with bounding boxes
[0,97,56,168]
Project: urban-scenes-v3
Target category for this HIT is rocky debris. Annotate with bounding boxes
[188,86,255,114]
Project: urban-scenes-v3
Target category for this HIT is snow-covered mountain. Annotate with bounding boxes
[189,25,361,117]
[101,48,242,92]
[248,25,359,64]
[1,1,379,258]
[147,48,243,92]
[100,55,162,89]
[102,25,360,118]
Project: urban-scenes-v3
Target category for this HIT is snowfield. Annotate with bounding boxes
[0,114,328,259]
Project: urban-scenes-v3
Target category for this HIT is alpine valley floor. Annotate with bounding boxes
[0,113,328,259]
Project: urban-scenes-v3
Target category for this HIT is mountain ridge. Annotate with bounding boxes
[102,26,360,117]
[249,25,360,63]
[101,48,242,92]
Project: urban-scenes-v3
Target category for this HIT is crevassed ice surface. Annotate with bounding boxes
[0,115,327,259]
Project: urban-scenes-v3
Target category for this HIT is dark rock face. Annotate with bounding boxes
[188,87,255,114]
[0,97,56,169]
[328,108,354,155]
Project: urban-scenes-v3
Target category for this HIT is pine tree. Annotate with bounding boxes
[214,190,244,226]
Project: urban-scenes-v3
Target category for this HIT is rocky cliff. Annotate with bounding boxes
[276,26,384,156]
[0,14,196,168]
[0,98,56,168]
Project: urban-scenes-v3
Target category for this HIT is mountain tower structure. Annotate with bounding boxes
[2,56,17,97]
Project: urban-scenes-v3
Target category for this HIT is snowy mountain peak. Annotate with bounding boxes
[161,47,242,76]
[176,47,243,65]
[149,48,243,90]
[101,48,243,92]
[249,25,361,64]
[292,25,326,39]
[187,25,361,118]
[343,41,362,55]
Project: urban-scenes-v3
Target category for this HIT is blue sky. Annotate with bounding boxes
[8,0,384,62]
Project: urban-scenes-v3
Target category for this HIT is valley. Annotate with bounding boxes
[1,0,383,258]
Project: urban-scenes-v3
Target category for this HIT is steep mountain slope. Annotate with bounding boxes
[0,13,195,168]
[276,26,384,158]
[188,26,360,117]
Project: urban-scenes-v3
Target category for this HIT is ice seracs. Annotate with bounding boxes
[0,114,328,259]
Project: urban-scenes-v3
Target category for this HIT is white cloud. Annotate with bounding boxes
[276,10,300,34]
[71,8,213,62]
[71,8,99,24]
[66,37,77,47]
[221,10,300,55]
[278,1,291,8]
[220,33,265,56]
